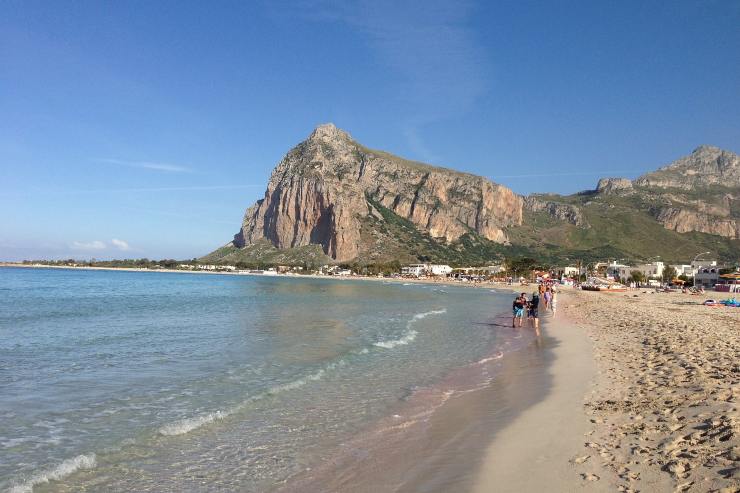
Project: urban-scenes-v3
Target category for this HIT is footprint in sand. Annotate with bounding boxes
[581,473,600,481]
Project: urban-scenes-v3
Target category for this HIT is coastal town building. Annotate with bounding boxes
[605,261,629,279]
[673,264,695,277]
[428,264,453,276]
[617,261,665,281]
[695,266,723,288]
[692,259,717,269]
[452,265,502,275]
[400,264,453,277]
[401,264,427,277]
[553,266,579,278]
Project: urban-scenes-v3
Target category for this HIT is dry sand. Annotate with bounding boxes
[475,288,739,493]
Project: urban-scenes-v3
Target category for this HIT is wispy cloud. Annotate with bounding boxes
[97,158,192,173]
[70,239,132,251]
[489,170,644,179]
[111,238,130,251]
[296,0,484,162]
[70,240,107,251]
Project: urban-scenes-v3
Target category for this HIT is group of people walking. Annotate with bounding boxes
[512,284,558,330]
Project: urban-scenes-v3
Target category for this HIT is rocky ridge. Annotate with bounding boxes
[523,196,587,227]
[634,145,740,190]
[590,146,740,240]
[233,124,522,261]
[596,178,633,194]
[207,126,739,264]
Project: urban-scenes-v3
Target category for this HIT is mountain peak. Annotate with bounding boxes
[308,123,352,143]
[691,144,721,155]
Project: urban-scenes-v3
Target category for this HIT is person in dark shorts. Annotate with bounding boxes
[528,292,540,331]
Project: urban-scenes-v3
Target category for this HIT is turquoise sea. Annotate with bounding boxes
[0,267,520,492]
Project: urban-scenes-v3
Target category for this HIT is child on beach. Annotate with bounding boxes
[550,289,557,314]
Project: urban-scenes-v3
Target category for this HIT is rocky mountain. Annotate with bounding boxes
[230,124,521,262]
[203,127,740,266]
[589,146,740,240]
[634,145,740,190]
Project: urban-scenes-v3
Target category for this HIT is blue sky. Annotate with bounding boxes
[1,0,738,260]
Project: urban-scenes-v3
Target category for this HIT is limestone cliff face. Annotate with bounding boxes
[596,177,633,194]
[234,124,523,261]
[523,196,587,227]
[654,207,739,239]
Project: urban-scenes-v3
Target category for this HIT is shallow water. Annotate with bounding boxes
[0,268,518,492]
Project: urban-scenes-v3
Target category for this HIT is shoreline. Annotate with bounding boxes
[472,290,602,492]
[277,309,550,493]
[0,262,526,292]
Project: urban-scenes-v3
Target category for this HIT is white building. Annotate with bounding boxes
[401,264,428,277]
[641,261,664,279]
[428,264,452,276]
[401,263,452,277]
[605,261,629,279]
[673,264,694,277]
[557,266,580,277]
[617,261,664,281]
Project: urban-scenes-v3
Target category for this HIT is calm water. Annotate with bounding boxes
[0,267,515,492]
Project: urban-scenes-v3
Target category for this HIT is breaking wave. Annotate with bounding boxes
[8,454,96,493]
[159,410,228,436]
[374,329,418,349]
[374,309,447,349]
[158,361,346,437]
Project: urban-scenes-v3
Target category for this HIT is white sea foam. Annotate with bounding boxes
[374,309,446,349]
[158,364,337,437]
[9,454,96,493]
[158,410,228,436]
[374,329,418,349]
[476,351,504,364]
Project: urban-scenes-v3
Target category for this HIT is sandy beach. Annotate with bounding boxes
[481,288,739,493]
[561,289,740,492]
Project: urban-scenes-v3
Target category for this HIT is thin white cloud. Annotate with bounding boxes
[111,238,130,251]
[69,239,133,251]
[489,170,644,179]
[296,0,484,162]
[97,158,192,173]
[71,240,107,251]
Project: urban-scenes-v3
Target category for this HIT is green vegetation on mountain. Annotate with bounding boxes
[507,190,739,264]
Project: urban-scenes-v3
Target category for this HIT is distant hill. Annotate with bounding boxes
[202,126,739,266]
